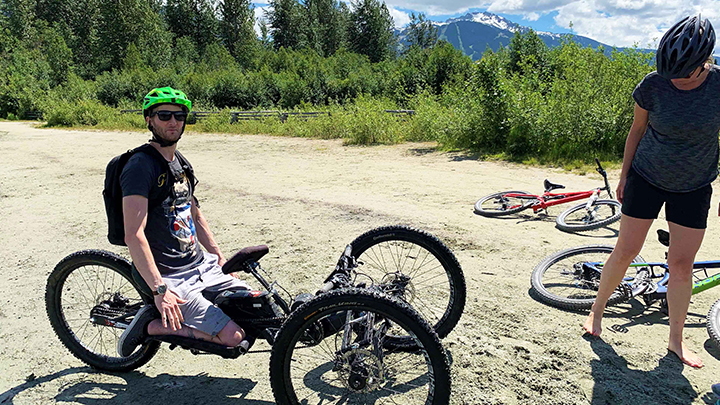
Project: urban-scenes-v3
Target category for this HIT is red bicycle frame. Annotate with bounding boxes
[504,188,603,213]
[505,158,614,213]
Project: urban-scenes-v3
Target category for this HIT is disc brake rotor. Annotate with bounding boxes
[335,348,384,393]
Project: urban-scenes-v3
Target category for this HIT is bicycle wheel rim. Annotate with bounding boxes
[54,259,145,360]
[474,190,532,216]
[272,291,449,405]
[532,246,647,310]
[557,200,621,230]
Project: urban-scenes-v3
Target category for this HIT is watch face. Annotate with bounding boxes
[156,285,167,295]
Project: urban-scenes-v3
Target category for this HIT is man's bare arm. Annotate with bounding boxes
[123,195,186,330]
[123,195,164,290]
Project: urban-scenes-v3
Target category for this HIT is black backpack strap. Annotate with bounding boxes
[174,150,200,207]
[174,150,198,188]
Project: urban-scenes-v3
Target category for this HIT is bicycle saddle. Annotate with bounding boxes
[543,179,565,192]
[222,245,269,274]
[657,229,670,247]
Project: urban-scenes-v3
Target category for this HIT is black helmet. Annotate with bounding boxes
[656,15,715,79]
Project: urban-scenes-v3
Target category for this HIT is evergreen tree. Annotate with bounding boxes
[165,0,218,53]
[98,0,171,71]
[35,0,101,78]
[348,0,395,63]
[219,0,258,67]
[266,0,306,50]
[406,12,436,50]
[304,0,346,56]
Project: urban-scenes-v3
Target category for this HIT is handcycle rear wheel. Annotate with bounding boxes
[474,190,534,217]
[349,225,466,342]
[531,245,649,310]
[269,288,451,405]
[555,199,622,232]
[707,299,720,350]
[45,250,160,371]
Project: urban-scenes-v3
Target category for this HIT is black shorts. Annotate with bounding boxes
[621,166,713,229]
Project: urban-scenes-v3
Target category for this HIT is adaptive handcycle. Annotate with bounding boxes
[474,158,621,232]
[46,225,466,404]
[530,229,720,350]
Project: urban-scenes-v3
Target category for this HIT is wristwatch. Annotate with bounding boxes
[153,284,167,296]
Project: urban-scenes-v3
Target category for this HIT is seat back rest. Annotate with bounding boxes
[543,179,565,192]
[222,245,270,274]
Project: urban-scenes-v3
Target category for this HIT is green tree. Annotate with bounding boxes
[165,0,218,53]
[405,12,436,50]
[97,0,171,71]
[507,29,549,75]
[267,0,306,50]
[38,22,74,85]
[348,0,396,63]
[304,0,347,56]
[3,0,35,41]
[219,0,258,67]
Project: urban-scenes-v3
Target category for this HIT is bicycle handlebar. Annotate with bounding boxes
[594,158,614,199]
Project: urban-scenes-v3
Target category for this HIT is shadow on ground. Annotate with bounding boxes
[0,367,274,405]
[587,336,697,405]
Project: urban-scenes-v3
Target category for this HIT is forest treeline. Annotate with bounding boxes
[1,0,655,162]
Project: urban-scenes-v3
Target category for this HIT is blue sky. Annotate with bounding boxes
[253,1,720,53]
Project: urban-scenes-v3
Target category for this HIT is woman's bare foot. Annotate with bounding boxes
[667,341,704,368]
[582,311,602,336]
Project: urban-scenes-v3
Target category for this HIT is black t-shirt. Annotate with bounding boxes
[120,150,203,274]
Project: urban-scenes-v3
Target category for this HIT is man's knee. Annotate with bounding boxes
[216,321,245,347]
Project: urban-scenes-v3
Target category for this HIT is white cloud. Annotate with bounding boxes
[385,0,720,52]
[552,0,720,51]
[254,5,268,36]
[389,7,412,28]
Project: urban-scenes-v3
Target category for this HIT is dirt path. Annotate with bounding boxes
[1,121,718,404]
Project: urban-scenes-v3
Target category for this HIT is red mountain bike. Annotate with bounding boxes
[474,159,621,232]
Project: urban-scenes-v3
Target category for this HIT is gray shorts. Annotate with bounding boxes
[163,253,250,336]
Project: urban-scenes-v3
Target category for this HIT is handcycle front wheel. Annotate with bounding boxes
[269,288,451,405]
[707,299,720,351]
[531,245,649,311]
[474,190,534,217]
[349,225,466,343]
[555,199,622,232]
[45,250,160,371]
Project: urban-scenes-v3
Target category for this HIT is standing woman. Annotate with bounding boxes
[582,15,719,368]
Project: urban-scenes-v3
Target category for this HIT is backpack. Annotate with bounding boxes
[102,143,197,246]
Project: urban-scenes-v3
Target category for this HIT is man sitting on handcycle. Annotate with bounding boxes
[117,87,250,357]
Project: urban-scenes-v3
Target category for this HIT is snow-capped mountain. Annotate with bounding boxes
[400,11,627,60]
[439,12,520,32]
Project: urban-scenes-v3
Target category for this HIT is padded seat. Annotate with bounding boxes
[543,179,565,192]
[222,245,269,274]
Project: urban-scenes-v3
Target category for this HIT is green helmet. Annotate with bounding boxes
[142,87,192,117]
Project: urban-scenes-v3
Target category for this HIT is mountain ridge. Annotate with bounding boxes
[400,11,644,60]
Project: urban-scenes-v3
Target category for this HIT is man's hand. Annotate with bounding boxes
[153,290,187,331]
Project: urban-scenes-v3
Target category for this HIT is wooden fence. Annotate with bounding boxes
[119,109,415,123]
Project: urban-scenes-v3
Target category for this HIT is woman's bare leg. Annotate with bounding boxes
[583,214,653,336]
[665,221,704,368]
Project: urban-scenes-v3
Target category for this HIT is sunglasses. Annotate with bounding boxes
[151,110,188,122]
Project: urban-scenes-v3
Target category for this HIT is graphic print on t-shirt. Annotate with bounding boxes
[162,174,197,257]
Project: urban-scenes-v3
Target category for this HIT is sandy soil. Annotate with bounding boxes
[0,121,719,405]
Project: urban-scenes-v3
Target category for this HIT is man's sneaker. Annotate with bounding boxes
[712,383,720,405]
[117,305,157,357]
